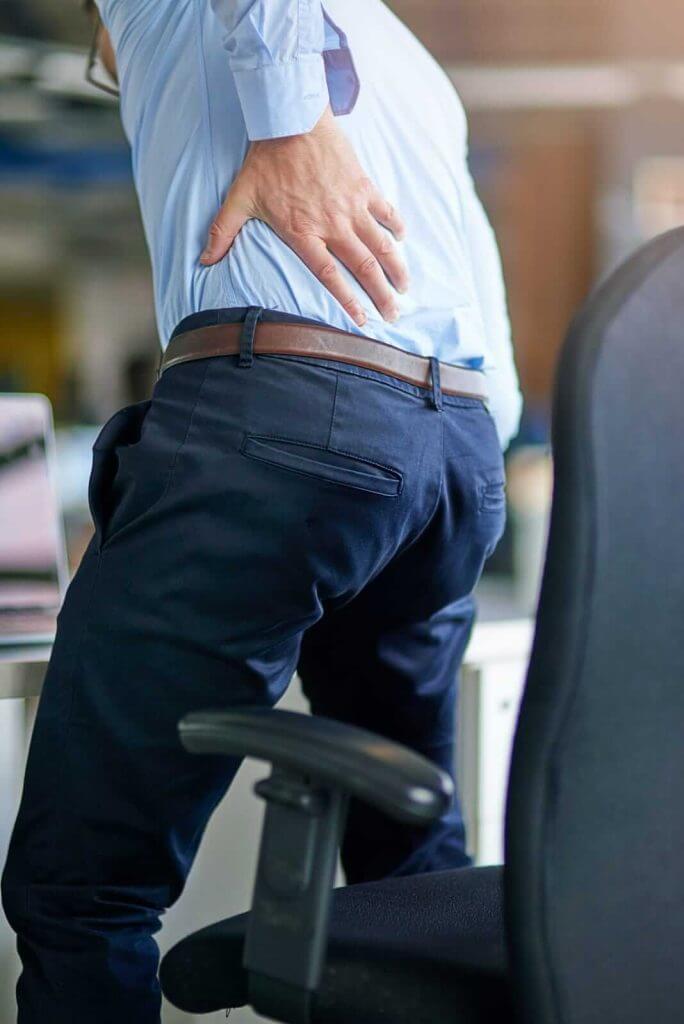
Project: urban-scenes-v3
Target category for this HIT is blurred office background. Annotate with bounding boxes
[1,2,684,1019]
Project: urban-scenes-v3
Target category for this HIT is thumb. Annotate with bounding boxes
[200,188,251,265]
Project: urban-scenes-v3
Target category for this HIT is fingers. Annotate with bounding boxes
[200,189,250,266]
[356,216,410,295]
[328,234,400,323]
[199,171,409,330]
[368,192,406,241]
[288,234,368,328]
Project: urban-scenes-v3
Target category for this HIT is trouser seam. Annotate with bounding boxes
[326,374,340,449]
[396,411,445,559]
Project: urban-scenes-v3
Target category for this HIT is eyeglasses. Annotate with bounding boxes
[85,13,120,98]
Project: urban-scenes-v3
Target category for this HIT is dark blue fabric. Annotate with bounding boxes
[2,315,505,1022]
[429,356,443,411]
[238,306,263,368]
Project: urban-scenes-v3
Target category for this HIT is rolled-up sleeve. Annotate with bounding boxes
[211,1,329,140]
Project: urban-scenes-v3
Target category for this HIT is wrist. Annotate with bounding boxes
[309,104,336,138]
[252,104,334,151]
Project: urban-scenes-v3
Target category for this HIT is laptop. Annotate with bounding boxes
[0,394,69,647]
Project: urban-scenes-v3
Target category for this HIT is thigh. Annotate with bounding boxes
[299,399,507,882]
[300,592,475,745]
[299,587,477,883]
[299,393,502,772]
[5,547,293,901]
[6,353,437,898]
[2,357,452,1019]
[2,481,303,1019]
[5,360,314,906]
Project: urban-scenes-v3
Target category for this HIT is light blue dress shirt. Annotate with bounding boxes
[210,1,358,140]
[97,0,522,447]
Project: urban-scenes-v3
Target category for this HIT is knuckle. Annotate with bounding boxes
[290,212,318,237]
[325,203,347,224]
[371,196,391,219]
[291,234,315,254]
[326,229,348,250]
[376,237,394,258]
[318,261,338,282]
[328,215,355,244]
[358,254,379,277]
[208,222,224,240]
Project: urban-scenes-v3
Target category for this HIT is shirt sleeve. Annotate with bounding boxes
[210,1,329,141]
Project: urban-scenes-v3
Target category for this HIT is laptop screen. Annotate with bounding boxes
[0,395,67,618]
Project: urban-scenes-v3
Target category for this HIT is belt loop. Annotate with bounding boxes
[429,357,443,411]
[239,306,264,368]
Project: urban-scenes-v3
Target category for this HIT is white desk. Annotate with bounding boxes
[458,619,534,864]
[0,648,49,1018]
[0,648,50,701]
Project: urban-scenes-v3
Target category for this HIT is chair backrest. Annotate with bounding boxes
[505,229,684,1024]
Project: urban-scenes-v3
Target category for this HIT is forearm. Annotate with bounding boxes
[210,0,328,140]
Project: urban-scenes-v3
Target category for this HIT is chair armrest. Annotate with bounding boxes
[179,708,455,1022]
[180,707,453,826]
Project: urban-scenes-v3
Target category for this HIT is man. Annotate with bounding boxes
[2,1,522,1020]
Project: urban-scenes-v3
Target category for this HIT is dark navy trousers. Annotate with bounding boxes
[2,311,505,1022]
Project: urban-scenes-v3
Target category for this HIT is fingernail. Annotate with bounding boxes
[386,309,400,323]
[200,250,212,264]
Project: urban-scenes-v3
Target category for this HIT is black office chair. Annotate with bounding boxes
[161,228,684,1024]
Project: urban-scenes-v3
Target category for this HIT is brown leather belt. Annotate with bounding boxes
[159,321,489,402]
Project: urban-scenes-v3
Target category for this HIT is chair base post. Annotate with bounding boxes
[243,767,348,1024]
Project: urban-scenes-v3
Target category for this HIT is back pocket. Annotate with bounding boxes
[89,401,152,550]
[241,435,402,497]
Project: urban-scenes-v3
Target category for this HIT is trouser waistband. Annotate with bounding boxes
[160,308,488,404]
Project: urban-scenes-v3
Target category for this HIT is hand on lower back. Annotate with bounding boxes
[200,106,409,328]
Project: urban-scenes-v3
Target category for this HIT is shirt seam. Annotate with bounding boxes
[194,0,238,307]
[297,0,301,60]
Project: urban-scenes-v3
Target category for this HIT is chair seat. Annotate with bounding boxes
[161,865,511,1023]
